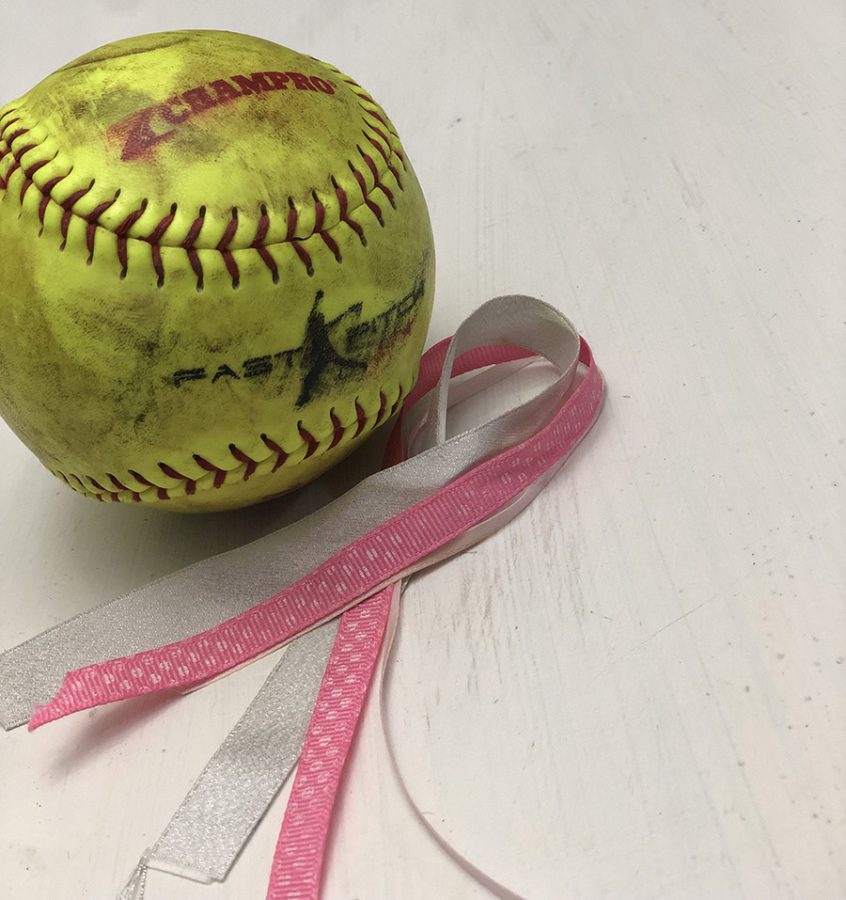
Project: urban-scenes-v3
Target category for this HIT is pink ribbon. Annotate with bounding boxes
[21,318,603,897]
[267,585,396,899]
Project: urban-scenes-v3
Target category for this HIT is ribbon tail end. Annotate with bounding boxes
[118,860,148,900]
[0,712,28,731]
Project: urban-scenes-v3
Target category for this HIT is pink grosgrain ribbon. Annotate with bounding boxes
[2,295,604,897]
[28,345,600,730]
[267,585,395,899]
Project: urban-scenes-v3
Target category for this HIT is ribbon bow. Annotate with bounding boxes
[0,295,604,898]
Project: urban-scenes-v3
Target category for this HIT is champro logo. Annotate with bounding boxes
[108,71,336,161]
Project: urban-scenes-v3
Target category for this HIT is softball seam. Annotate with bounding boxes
[0,81,407,290]
[54,383,406,504]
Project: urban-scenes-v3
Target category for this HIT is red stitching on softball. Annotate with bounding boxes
[313,192,342,263]
[362,131,403,188]
[146,203,177,287]
[229,443,258,480]
[0,76,406,288]
[4,128,29,145]
[312,194,325,232]
[1,157,21,192]
[349,163,384,226]
[260,434,289,472]
[328,409,345,449]
[361,108,407,167]
[363,120,398,153]
[116,201,148,235]
[181,207,206,248]
[61,183,94,211]
[186,248,202,287]
[11,143,36,160]
[252,204,279,283]
[59,210,73,248]
[194,454,228,488]
[37,193,49,228]
[297,422,319,459]
[115,200,148,278]
[19,175,33,203]
[285,200,298,241]
[85,197,118,262]
[4,136,37,200]
[285,198,314,276]
[375,391,388,425]
[358,147,396,209]
[24,157,50,179]
[36,173,68,230]
[60,379,405,504]
[107,473,129,491]
[252,206,270,246]
[217,208,240,288]
[20,157,51,204]
[145,204,176,243]
[158,461,197,495]
[180,205,206,289]
[132,477,168,501]
[354,400,368,437]
[361,106,395,139]
[55,178,90,250]
[291,240,313,274]
[0,111,20,131]
[128,469,170,501]
[150,245,165,285]
[0,94,405,283]
[333,177,366,246]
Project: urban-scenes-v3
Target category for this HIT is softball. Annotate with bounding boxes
[0,30,434,511]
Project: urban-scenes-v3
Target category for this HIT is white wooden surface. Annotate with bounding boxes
[1,1,843,897]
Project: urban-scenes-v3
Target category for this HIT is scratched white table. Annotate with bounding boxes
[0,2,842,898]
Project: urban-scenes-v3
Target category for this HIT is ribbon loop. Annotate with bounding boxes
[415,295,580,452]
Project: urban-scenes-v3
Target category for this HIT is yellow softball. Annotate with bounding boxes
[0,30,434,511]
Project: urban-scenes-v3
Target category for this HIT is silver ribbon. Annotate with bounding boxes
[0,296,590,895]
[119,621,337,897]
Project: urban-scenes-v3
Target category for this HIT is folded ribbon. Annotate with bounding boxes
[0,295,604,898]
